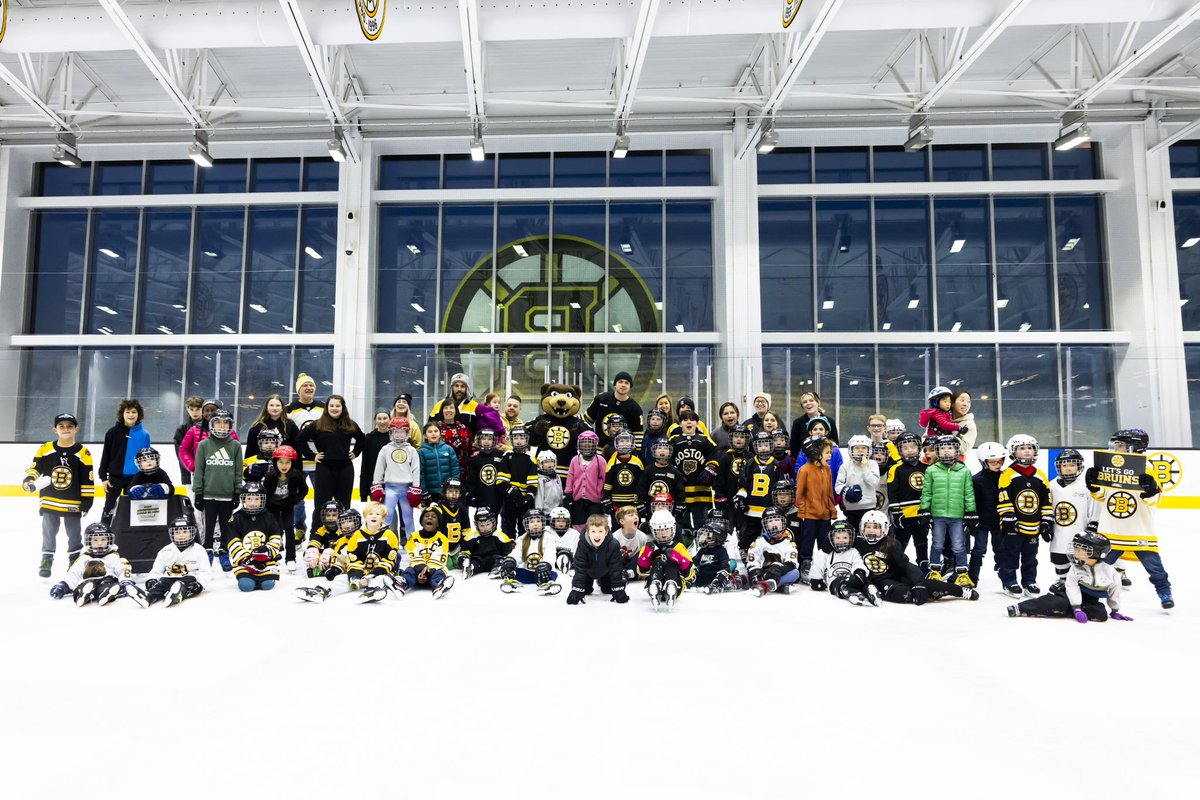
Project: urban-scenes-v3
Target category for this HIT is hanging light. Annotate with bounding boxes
[327,130,348,163]
[188,130,214,168]
[905,115,933,152]
[1054,111,1091,151]
[52,131,81,167]
[613,120,630,159]
[756,116,779,154]
[469,120,485,162]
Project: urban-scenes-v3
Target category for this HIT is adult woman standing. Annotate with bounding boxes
[295,395,367,513]
[653,393,674,429]
[788,391,840,458]
[360,410,394,503]
[391,393,423,447]
[711,402,741,452]
[436,400,473,478]
[951,390,977,454]
[98,399,152,524]
[742,392,772,432]
[245,394,300,457]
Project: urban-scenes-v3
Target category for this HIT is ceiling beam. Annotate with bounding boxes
[1150,117,1200,154]
[458,0,485,120]
[914,0,1034,112]
[614,0,661,120]
[278,0,359,163]
[96,0,207,129]
[1069,1,1200,109]
[0,62,72,130]
[736,0,846,160]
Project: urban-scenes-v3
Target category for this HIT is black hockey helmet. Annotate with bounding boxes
[338,507,363,534]
[256,427,283,453]
[135,446,160,473]
[801,435,828,462]
[1110,428,1149,454]
[84,522,115,555]
[761,507,788,541]
[509,425,530,452]
[209,409,234,439]
[646,408,667,431]
[770,428,789,451]
[1071,530,1112,565]
[240,482,266,512]
[828,520,855,553]
[320,499,343,528]
[895,431,922,462]
[522,508,547,538]
[934,434,960,464]
[474,507,497,535]
[772,477,796,507]
[752,429,773,457]
[696,522,726,549]
[442,478,463,502]
[650,437,673,462]
[705,506,732,536]
[729,424,750,450]
[169,516,198,549]
[1055,448,1084,478]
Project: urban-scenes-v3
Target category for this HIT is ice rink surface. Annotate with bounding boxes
[2,497,1197,800]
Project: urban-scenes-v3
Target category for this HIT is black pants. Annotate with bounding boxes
[1016,592,1108,621]
[569,498,605,527]
[147,577,203,602]
[101,474,130,521]
[502,492,531,537]
[270,505,299,562]
[893,517,930,566]
[312,461,354,531]
[203,500,235,549]
[995,532,1039,586]
[798,518,831,559]
[843,508,867,534]
[736,515,762,552]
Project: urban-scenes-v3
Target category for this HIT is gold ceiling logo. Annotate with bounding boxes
[782,0,803,29]
[354,0,386,41]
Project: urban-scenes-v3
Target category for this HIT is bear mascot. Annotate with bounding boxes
[530,383,588,479]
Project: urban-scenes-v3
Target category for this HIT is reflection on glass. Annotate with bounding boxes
[814,148,869,184]
[244,207,298,334]
[250,159,300,192]
[1062,345,1117,447]
[994,197,1053,331]
[374,346,437,418]
[759,200,813,332]
[1056,196,1106,330]
[553,153,606,188]
[665,150,711,187]
[185,348,239,408]
[610,152,663,187]
[932,145,987,182]
[377,205,439,334]
[934,197,992,332]
[873,146,928,182]
[379,156,441,190]
[665,202,713,332]
[199,160,248,193]
[146,161,196,194]
[132,348,185,434]
[236,348,292,437]
[191,208,245,334]
[998,345,1061,444]
[138,209,192,335]
[757,148,812,184]
[1175,193,1200,330]
[877,346,929,428]
[816,346,875,437]
[762,345,817,426]
[991,144,1049,181]
[39,163,92,197]
[610,203,663,333]
[86,210,140,335]
[498,154,551,189]
[550,204,606,333]
[495,204,549,334]
[303,158,339,191]
[937,345,998,444]
[79,348,134,439]
[440,206,494,332]
[31,211,88,335]
[94,162,143,195]
[815,200,871,331]
[19,348,79,441]
[297,207,337,333]
[874,197,931,332]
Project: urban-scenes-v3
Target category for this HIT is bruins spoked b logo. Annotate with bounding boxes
[1107,491,1137,520]
[1015,489,1041,515]
[51,466,74,490]
[1054,501,1077,527]
[1147,451,1182,492]
[354,0,386,41]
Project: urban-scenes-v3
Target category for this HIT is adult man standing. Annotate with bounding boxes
[428,372,479,433]
[584,370,644,449]
[286,374,324,539]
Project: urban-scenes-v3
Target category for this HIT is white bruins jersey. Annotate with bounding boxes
[1089,484,1160,554]
[64,551,129,590]
[746,535,798,572]
[809,547,866,583]
[148,542,215,590]
[1049,478,1095,555]
[515,533,550,569]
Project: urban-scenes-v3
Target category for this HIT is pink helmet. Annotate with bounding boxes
[579,430,599,442]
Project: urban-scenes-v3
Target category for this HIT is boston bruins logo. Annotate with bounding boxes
[244,531,266,550]
[1054,501,1077,527]
[1015,489,1041,515]
[1147,451,1182,492]
[732,456,747,476]
[546,426,570,451]
[1107,491,1137,520]
[864,551,888,575]
[909,473,924,491]
[480,464,497,486]
[390,448,409,464]
[50,465,74,490]
[618,470,634,487]
[678,447,702,476]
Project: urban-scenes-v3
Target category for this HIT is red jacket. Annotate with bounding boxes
[919,408,962,438]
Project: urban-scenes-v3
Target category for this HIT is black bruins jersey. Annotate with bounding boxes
[466,452,505,509]
[309,524,344,553]
[604,454,644,506]
[714,449,749,503]
[737,456,785,517]
[343,528,401,577]
[997,467,1052,536]
[24,441,95,515]
[886,461,928,519]
[669,433,717,506]
[636,463,687,507]
[434,502,468,550]
[497,451,536,497]
[225,510,283,579]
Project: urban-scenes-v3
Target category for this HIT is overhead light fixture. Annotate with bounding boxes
[157,325,173,335]
[327,131,348,163]
[613,121,630,159]
[469,120,485,162]
[1018,322,1032,332]
[94,305,118,316]
[304,246,323,260]
[756,117,779,154]
[98,248,120,259]
[822,300,835,310]
[951,321,962,332]
[1062,237,1081,251]
[52,131,82,167]
[219,325,236,334]
[411,289,426,314]
[905,115,933,152]
[202,248,220,258]
[1183,237,1200,248]
[97,326,113,335]
[612,323,623,332]
[1054,111,1091,151]
[881,322,891,330]
[413,325,425,334]
[188,130,214,168]
[950,239,966,253]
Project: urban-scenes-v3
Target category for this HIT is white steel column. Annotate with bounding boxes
[333,140,375,424]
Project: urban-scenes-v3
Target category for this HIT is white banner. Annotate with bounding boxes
[129,499,169,528]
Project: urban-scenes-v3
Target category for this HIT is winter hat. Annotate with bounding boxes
[753,391,772,407]
[676,396,696,415]
[393,393,413,405]
[295,373,316,393]
[449,372,474,398]
[806,415,832,433]
[613,370,634,386]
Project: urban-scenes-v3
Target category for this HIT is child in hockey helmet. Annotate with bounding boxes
[895,431,921,464]
[649,491,674,517]
[523,508,548,539]
[169,516,198,550]
[537,450,559,476]
[1109,428,1150,454]
[928,385,953,409]
[1055,448,1084,482]
[770,429,789,458]
[696,522,727,549]
[1006,433,1038,466]
[442,478,463,508]
[751,429,773,459]
[920,436,938,465]
[705,506,732,538]
[509,425,530,453]
[650,438,673,465]
[473,507,498,537]
[319,499,343,531]
[604,415,628,441]
[729,424,750,454]
[761,507,789,542]
[85,521,116,556]
[934,434,960,465]
[848,435,871,463]
[870,440,890,467]
[240,482,267,514]
[476,428,498,454]
[549,506,572,536]
[135,447,161,473]
[828,520,855,553]
[389,416,410,445]
[640,509,692,608]
[209,409,233,439]
[772,478,796,510]
[858,509,890,545]
[976,441,1006,470]
[1071,530,1112,566]
[885,419,905,442]
[801,435,829,464]
[613,429,635,457]
[338,507,363,537]
[577,430,599,459]
[645,409,667,437]
[649,509,677,547]
[256,428,283,458]
[272,445,298,472]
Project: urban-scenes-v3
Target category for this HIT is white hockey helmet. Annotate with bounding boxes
[649,509,676,545]
[1005,433,1039,466]
[975,441,1006,463]
[885,418,905,434]
[859,509,891,544]
[549,506,572,530]
[848,434,871,457]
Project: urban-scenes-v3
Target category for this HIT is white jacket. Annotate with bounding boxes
[835,457,880,511]
[809,547,866,584]
[746,535,798,573]
[1066,560,1122,611]
[147,542,214,590]
[373,442,421,486]
[64,551,128,590]
[954,412,977,452]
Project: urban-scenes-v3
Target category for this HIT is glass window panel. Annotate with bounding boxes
[30,211,88,335]
[374,346,436,419]
[191,208,245,334]
[816,346,875,435]
[1053,143,1098,180]
[1170,142,1200,179]
[814,147,869,184]
[761,345,816,427]
[85,209,140,335]
[874,197,932,331]
[1188,345,1200,447]
[934,197,992,332]
[602,345,663,409]
[994,197,1054,331]
[609,203,663,333]
[758,200,813,332]
[294,347,334,397]
[494,204,549,334]
[932,145,987,182]
[19,348,79,441]
[79,348,134,438]
[199,160,247,193]
[1174,193,1200,329]
[548,203,606,334]
[999,345,1061,444]
[665,201,713,332]
[665,150,711,186]
[757,148,811,185]
[873,146,929,182]
[146,161,195,194]
[94,162,143,195]
[38,163,92,197]
[303,157,340,191]
[609,151,663,187]
[663,346,715,422]
[297,206,337,333]
[379,155,441,190]
[132,348,185,437]
[137,209,192,335]
[243,208,297,334]
[552,152,606,188]
[185,347,239,409]
[991,144,1049,181]
[444,154,496,190]
[1062,345,1117,447]
[498,153,551,188]
[502,345,554,411]
[250,158,301,192]
[236,348,293,438]
[440,205,494,332]
[936,345,999,445]
[436,347,495,408]
[878,346,930,430]
[1055,195,1107,330]
[377,205,439,334]
[815,199,872,331]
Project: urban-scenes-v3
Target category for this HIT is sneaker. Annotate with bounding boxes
[1159,592,1175,610]
[1022,583,1041,597]
[1003,584,1023,598]
[38,555,52,579]
[1006,605,1018,617]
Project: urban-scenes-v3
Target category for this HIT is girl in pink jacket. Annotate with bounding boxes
[565,430,606,530]
[919,386,970,439]
[178,411,240,474]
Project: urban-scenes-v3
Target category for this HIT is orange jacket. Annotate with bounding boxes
[795,461,836,520]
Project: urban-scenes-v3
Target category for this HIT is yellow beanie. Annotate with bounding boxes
[296,373,316,392]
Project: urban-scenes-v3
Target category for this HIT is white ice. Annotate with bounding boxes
[2,496,1197,799]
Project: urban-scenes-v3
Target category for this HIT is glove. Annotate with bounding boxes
[1138,473,1160,498]
[651,547,669,564]
[304,548,320,569]
[555,549,573,574]
[1084,467,1101,492]
[248,461,268,480]
[128,484,148,500]
[809,579,827,592]
[910,585,930,605]
[421,491,433,507]
[701,463,719,485]
[566,586,586,605]
[1039,519,1054,542]
[963,512,979,527]
[957,425,970,436]
[999,513,1018,534]
[1110,611,1133,621]
[22,478,37,493]
[147,484,168,499]
[1073,609,1089,624]
[193,494,205,511]
[674,504,687,519]
[562,492,573,506]
[1085,520,1099,535]
[915,510,931,526]
[370,483,385,502]
[611,588,629,604]
[732,495,748,513]
[888,507,904,528]
[49,581,69,599]
[843,485,863,504]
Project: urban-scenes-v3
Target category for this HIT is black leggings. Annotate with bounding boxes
[271,505,299,562]
[203,500,235,550]
[101,474,130,521]
[312,461,354,531]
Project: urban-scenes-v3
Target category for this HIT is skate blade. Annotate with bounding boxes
[357,590,387,604]
[537,583,563,596]
[294,588,327,603]
[500,581,520,593]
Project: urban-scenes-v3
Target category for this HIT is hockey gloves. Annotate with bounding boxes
[566,586,586,605]
[146,484,168,499]
[809,579,828,592]
[1110,611,1134,621]
[610,588,629,604]
[555,549,573,574]
[49,581,69,599]
[1084,467,1101,493]
[370,483,385,502]
[193,494,205,511]
[999,513,1018,535]
[843,485,863,504]
[963,512,979,530]
[304,548,320,570]
[910,585,930,605]
[732,494,749,513]
[1085,520,1099,535]
[408,486,424,507]
[128,485,149,500]
[915,509,932,526]
[1138,473,1160,498]
[1038,518,1054,542]
[1073,609,1090,624]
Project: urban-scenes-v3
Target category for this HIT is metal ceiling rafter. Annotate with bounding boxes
[96,0,208,129]
[1069,1,1200,109]
[278,0,360,163]
[0,59,72,130]
[458,0,486,122]
[614,0,661,120]
[913,0,1034,112]
[736,0,846,160]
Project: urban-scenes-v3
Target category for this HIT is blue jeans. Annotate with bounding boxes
[1105,548,1171,595]
[777,567,800,587]
[237,576,277,592]
[931,517,966,570]
[383,482,415,538]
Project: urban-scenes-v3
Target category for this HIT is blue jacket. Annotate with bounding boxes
[418,441,460,493]
[122,423,151,477]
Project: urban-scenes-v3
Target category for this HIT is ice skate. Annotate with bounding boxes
[954,570,975,589]
[865,584,881,606]
[848,592,868,606]
[927,566,944,582]
[663,580,679,609]
[1003,584,1023,598]
[294,585,331,603]
[959,587,980,601]
[285,560,297,574]
[536,581,562,596]
[488,563,505,579]
[1049,578,1065,593]
[164,581,187,608]
[798,559,811,583]
[217,550,233,572]
[500,578,521,593]
[752,579,777,597]
[1022,582,1041,597]
[1006,605,1018,617]
[463,558,476,579]
[74,581,97,607]
[98,581,124,607]
[1119,567,1131,587]
[357,584,390,604]
[124,583,150,609]
[432,575,455,599]
[647,578,662,609]
[38,556,52,579]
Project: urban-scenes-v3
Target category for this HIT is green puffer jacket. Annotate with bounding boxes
[919,460,976,518]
